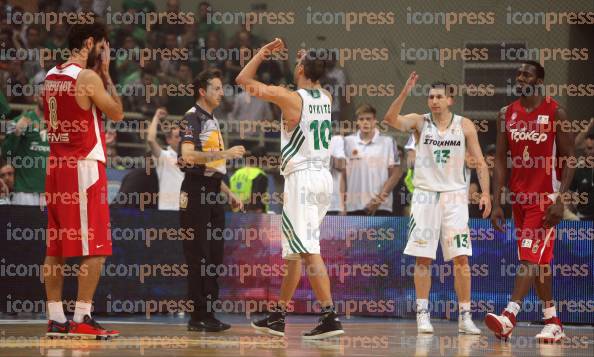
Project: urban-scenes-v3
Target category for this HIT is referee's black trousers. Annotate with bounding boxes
[179,174,225,320]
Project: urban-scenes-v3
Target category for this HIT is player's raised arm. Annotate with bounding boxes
[491,106,509,232]
[383,71,423,133]
[463,117,491,218]
[543,106,575,228]
[235,38,300,128]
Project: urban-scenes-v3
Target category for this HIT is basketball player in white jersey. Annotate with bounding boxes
[236,39,344,339]
[384,72,492,334]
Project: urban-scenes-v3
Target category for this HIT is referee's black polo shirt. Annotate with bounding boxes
[178,104,226,179]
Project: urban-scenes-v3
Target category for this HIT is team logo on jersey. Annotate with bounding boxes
[511,112,517,121]
[180,191,188,209]
[537,115,549,125]
[521,239,532,248]
[509,128,548,144]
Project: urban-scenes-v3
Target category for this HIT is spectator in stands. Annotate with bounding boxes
[344,104,402,216]
[202,31,226,74]
[160,32,182,78]
[229,146,269,213]
[115,35,141,83]
[568,132,594,221]
[1,59,29,104]
[0,162,14,204]
[22,25,43,80]
[196,2,221,45]
[166,63,195,115]
[147,107,184,210]
[43,23,68,50]
[158,0,184,36]
[225,30,253,83]
[0,94,48,206]
[123,64,166,116]
[123,0,156,14]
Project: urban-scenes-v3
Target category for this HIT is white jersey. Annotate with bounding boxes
[280,88,332,176]
[413,113,467,192]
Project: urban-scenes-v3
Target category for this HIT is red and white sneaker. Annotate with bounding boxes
[485,310,516,341]
[46,320,70,338]
[68,315,120,340]
[535,317,565,343]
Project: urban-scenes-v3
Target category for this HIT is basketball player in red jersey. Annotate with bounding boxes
[43,19,124,339]
[485,61,575,343]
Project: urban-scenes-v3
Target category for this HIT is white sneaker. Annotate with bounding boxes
[416,309,434,334]
[458,311,481,335]
[535,318,565,343]
[485,311,516,341]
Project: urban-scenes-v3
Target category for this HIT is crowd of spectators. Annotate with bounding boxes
[0,0,591,222]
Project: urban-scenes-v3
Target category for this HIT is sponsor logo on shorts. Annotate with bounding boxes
[521,239,532,248]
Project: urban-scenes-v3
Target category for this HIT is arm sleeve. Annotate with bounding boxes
[180,114,200,146]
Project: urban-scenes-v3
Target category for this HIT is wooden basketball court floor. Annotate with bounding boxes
[0,314,592,357]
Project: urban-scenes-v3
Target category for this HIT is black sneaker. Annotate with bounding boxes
[302,311,344,340]
[251,311,286,337]
[188,316,231,332]
[46,320,70,338]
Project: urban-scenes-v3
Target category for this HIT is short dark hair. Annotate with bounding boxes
[430,82,454,96]
[302,49,327,82]
[522,60,545,80]
[194,67,222,98]
[67,17,107,51]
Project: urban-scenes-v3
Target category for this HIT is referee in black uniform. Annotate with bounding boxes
[178,68,245,331]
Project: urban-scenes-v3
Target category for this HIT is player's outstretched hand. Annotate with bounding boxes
[479,192,492,219]
[403,71,419,94]
[259,38,285,60]
[543,200,563,229]
[490,205,505,233]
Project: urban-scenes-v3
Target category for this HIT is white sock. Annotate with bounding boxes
[416,299,429,312]
[73,301,92,323]
[505,301,521,316]
[459,302,471,313]
[543,306,557,320]
[48,301,67,323]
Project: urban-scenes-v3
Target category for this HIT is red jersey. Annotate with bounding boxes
[43,63,106,162]
[505,97,561,195]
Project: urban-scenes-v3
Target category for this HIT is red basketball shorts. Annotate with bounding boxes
[45,158,112,257]
[512,199,556,265]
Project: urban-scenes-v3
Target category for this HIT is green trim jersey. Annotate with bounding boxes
[1,110,49,193]
[280,88,332,176]
[413,113,467,192]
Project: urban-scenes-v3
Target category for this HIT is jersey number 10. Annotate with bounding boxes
[309,120,331,150]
